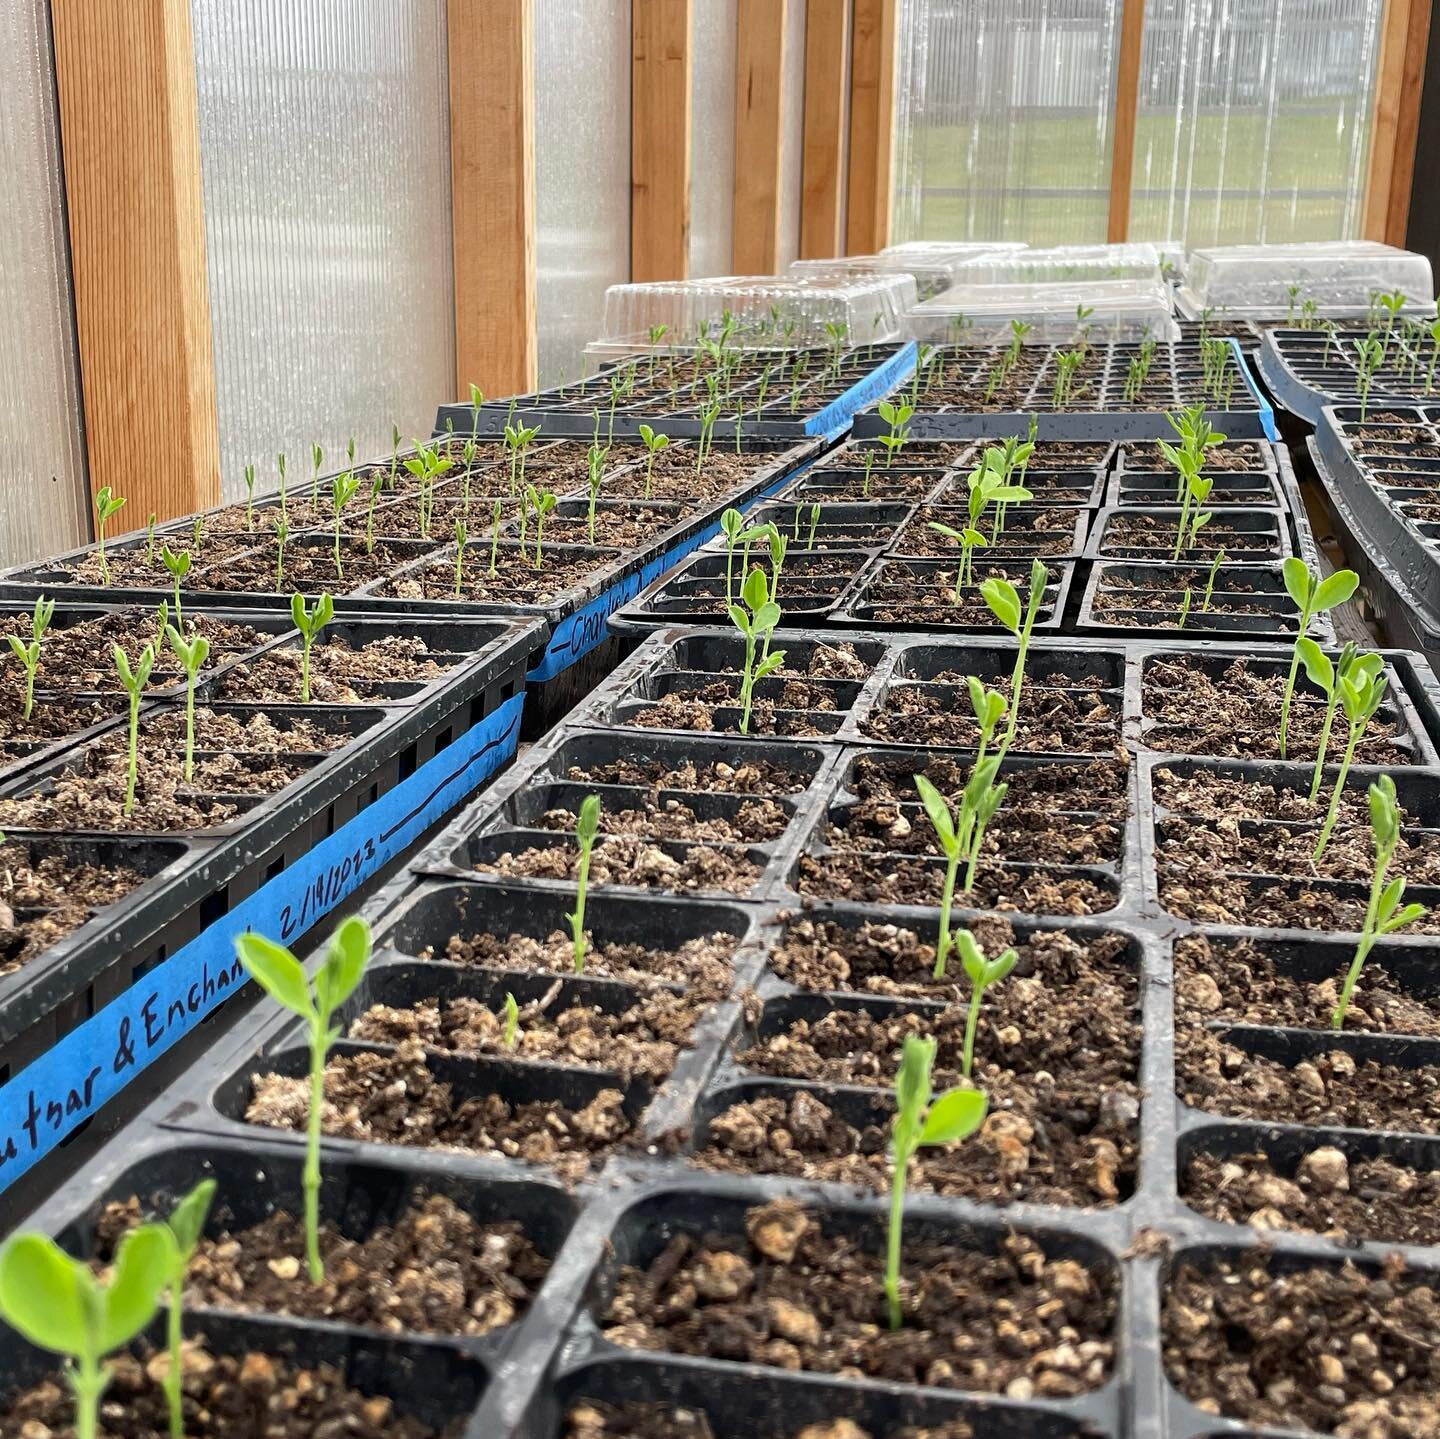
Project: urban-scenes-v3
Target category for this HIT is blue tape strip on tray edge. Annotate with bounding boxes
[0,691,525,1193]
[804,341,918,437]
[527,457,820,681]
[1230,337,1278,441]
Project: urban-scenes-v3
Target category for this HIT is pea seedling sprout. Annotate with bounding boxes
[720,507,745,605]
[143,513,158,565]
[1177,585,1192,630]
[1312,661,1388,860]
[957,929,1017,1079]
[453,518,467,598]
[1331,775,1427,1029]
[1278,559,1359,759]
[526,484,557,567]
[1201,548,1225,612]
[1354,336,1384,422]
[8,595,53,722]
[728,566,785,735]
[93,486,127,585]
[364,468,386,554]
[877,399,914,468]
[1296,641,1378,800]
[502,991,520,1048]
[112,642,155,816]
[885,1035,987,1330]
[235,916,372,1283]
[567,794,601,973]
[585,441,608,544]
[290,591,334,703]
[0,1223,172,1439]
[159,545,191,634]
[489,498,503,577]
[276,451,289,525]
[638,423,669,500]
[469,381,485,434]
[156,1178,217,1437]
[243,463,257,531]
[806,502,821,551]
[979,559,1049,762]
[330,468,360,579]
[165,624,210,784]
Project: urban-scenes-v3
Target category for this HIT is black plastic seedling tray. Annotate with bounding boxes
[435,343,919,440]
[1258,325,1440,424]
[833,556,1077,634]
[0,614,541,1204]
[851,338,1277,440]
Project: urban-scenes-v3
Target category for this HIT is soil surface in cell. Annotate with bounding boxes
[563,1403,972,1438]
[1163,1253,1440,1436]
[1098,515,1274,557]
[603,1200,1116,1397]
[1122,441,1268,471]
[472,833,762,897]
[246,1040,631,1183]
[220,635,452,703]
[532,794,789,846]
[0,1344,464,1437]
[0,841,147,976]
[1141,656,1415,761]
[563,755,812,795]
[98,1192,547,1338]
[381,548,618,606]
[896,509,1081,558]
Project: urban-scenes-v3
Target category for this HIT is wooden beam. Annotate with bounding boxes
[1365,0,1433,244]
[799,0,850,258]
[1107,0,1147,243]
[449,0,536,400]
[632,0,692,281]
[846,0,898,254]
[50,0,219,523]
[733,0,788,273]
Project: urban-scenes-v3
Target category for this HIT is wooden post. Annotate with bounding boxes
[1107,0,1147,243]
[733,0,789,273]
[50,0,219,523]
[846,0,898,254]
[449,0,537,400]
[1365,0,1433,244]
[800,0,850,258]
[633,0,693,281]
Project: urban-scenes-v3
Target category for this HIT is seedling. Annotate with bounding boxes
[243,464,257,531]
[453,519,467,598]
[1174,472,1213,560]
[503,991,519,1048]
[273,514,289,591]
[1313,661,1388,860]
[566,794,601,973]
[1200,549,1224,612]
[276,451,289,524]
[403,442,451,537]
[1296,641,1369,799]
[863,450,876,498]
[1278,559,1359,759]
[489,498,503,577]
[310,442,323,495]
[527,485,557,567]
[159,545,191,634]
[1354,336,1384,422]
[290,591,334,703]
[639,424,669,501]
[1331,775,1427,1028]
[112,642,155,816]
[1051,348,1084,407]
[877,399,914,468]
[0,1224,172,1439]
[960,759,1008,895]
[929,520,988,601]
[729,566,785,735]
[806,503,821,551]
[7,596,53,722]
[469,381,485,435]
[364,469,386,554]
[957,930,1017,1079]
[94,486,127,585]
[388,423,402,489]
[965,675,1008,770]
[156,1179,217,1437]
[585,441,608,544]
[1285,282,1302,324]
[165,624,210,784]
[235,916,373,1283]
[503,422,541,497]
[720,508,745,605]
[330,469,360,579]
[1005,318,1031,369]
[1177,586,1192,630]
[192,514,204,551]
[979,559,1049,761]
[885,1035,987,1330]
[152,600,169,656]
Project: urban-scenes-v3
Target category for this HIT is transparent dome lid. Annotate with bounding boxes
[788,252,966,302]
[906,278,1180,346]
[950,243,1164,286]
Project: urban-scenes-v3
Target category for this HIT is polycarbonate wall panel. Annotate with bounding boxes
[691,0,738,277]
[777,0,808,268]
[535,0,631,385]
[0,0,89,567]
[1131,0,1384,247]
[190,0,455,500]
[893,0,1121,246]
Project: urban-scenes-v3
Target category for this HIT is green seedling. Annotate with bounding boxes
[964,675,1008,770]
[112,643,155,816]
[1313,662,1388,861]
[1005,318,1031,369]
[503,422,541,497]
[1201,549,1225,612]
[1296,641,1379,800]
[364,469,385,554]
[164,624,210,784]
[159,546,191,634]
[1174,472,1213,560]
[7,596,53,722]
[144,513,158,564]
[0,1224,172,1439]
[274,514,289,592]
[330,469,360,579]
[720,508,745,606]
[502,991,519,1048]
[243,464,257,532]
[639,424,669,501]
[957,930,1017,1079]
[928,520,988,601]
[585,441,608,544]
[94,486,127,585]
[469,382,485,436]
[388,423,402,489]
[877,399,914,468]
[1177,585,1192,630]
[806,503,821,551]
[290,592,334,704]
[527,485,557,567]
[460,439,477,513]
[1331,775,1427,1029]
[729,566,785,735]
[1285,282,1302,324]
[979,559,1049,762]
[235,916,373,1284]
[191,514,204,551]
[276,452,289,524]
[567,795,601,973]
[489,498,503,577]
[453,519,467,598]
[156,1179,217,1437]
[402,442,451,538]
[1354,336,1384,422]
[885,1036,987,1330]
[310,443,323,495]
[960,759,1008,895]
[152,600,169,657]
[862,450,876,498]
[1279,559,1359,759]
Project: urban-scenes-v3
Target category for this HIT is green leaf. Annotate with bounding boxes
[956,929,985,983]
[100,1224,171,1352]
[918,1087,988,1146]
[727,603,751,636]
[741,565,770,612]
[1376,875,1407,926]
[314,916,372,1018]
[755,652,787,680]
[754,601,782,633]
[913,774,958,856]
[6,636,30,664]
[575,793,602,847]
[234,933,315,1022]
[0,1233,93,1356]
[1312,570,1359,611]
[978,578,1022,635]
[1281,556,1313,611]
[166,1178,217,1258]
[1295,638,1333,694]
[894,1034,935,1121]
[1382,901,1427,935]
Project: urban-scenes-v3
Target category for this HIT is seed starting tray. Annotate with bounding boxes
[1259,326,1440,424]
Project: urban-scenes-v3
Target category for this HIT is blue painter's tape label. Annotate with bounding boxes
[527,454,821,682]
[1229,337,1279,441]
[0,694,525,1193]
[804,342,919,437]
